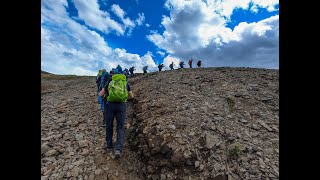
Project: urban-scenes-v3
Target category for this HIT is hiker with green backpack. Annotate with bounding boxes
[99,71,134,159]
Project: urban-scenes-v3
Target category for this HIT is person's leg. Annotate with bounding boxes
[114,103,127,152]
[103,101,107,124]
[105,102,114,149]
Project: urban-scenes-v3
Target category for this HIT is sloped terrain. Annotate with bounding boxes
[41,67,278,180]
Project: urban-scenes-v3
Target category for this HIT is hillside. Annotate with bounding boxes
[42,70,52,74]
[41,67,279,180]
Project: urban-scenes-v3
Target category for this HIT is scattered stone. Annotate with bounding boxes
[206,133,219,149]
[195,161,200,168]
[95,169,102,175]
[45,150,57,157]
[239,119,248,123]
[258,120,273,131]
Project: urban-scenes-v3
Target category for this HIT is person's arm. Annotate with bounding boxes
[99,88,106,98]
[127,83,134,99]
[99,79,111,98]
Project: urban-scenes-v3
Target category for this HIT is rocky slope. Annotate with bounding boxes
[41,67,279,180]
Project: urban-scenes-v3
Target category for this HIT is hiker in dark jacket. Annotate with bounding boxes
[143,66,148,74]
[97,69,106,110]
[179,61,185,68]
[158,64,164,72]
[169,62,174,70]
[99,73,134,159]
[129,66,135,76]
[116,65,123,73]
[197,60,202,67]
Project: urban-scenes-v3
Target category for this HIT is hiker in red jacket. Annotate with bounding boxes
[188,59,193,68]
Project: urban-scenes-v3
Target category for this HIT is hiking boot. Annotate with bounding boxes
[103,144,112,153]
[115,150,121,159]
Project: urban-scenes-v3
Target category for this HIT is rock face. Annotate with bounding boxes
[129,67,279,179]
[41,67,279,180]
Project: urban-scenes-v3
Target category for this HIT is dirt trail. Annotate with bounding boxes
[41,75,146,180]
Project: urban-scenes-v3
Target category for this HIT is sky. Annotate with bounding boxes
[41,0,279,75]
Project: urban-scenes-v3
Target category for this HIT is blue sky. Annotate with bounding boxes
[41,0,279,75]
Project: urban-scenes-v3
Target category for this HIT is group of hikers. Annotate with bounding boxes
[94,59,202,158]
[95,64,134,159]
[158,59,202,72]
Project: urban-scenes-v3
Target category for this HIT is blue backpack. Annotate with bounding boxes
[98,71,109,92]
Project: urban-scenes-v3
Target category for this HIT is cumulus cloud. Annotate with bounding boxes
[41,0,157,75]
[111,4,135,29]
[135,13,145,26]
[162,55,181,70]
[147,0,279,69]
[146,23,150,27]
[164,0,278,20]
[157,51,166,56]
[72,0,125,35]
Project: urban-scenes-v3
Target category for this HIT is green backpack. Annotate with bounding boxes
[107,74,128,102]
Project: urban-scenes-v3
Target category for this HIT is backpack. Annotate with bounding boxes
[107,74,128,102]
[98,70,103,76]
[143,66,148,71]
[98,71,109,92]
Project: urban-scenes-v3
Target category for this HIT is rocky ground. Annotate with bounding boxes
[41,67,278,180]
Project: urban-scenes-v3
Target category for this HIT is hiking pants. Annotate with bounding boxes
[98,94,104,111]
[105,102,127,152]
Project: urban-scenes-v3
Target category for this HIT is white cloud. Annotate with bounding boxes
[111,4,125,19]
[147,0,279,69]
[111,4,135,28]
[72,1,141,36]
[157,51,165,56]
[250,5,259,13]
[164,0,278,20]
[146,23,150,27]
[41,0,157,75]
[162,55,180,70]
[135,13,145,26]
[72,0,125,35]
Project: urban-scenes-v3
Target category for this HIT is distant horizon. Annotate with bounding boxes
[42,66,279,76]
[42,0,279,76]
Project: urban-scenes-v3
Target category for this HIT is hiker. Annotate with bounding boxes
[188,59,193,68]
[116,65,123,74]
[143,66,148,74]
[158,64,164,72]
[123,68,129,79]
[97,69,107,109]
[169,62,174,70]
[96,69,103,92]
[179,61,185,68]
[129,66,135,77]
[99,71,134,159]
[197,60,202,67]
[98,70,111,124]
